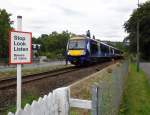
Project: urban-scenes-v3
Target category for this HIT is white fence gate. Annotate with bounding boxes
[8,87,92,115]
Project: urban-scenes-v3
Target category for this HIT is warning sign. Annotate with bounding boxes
[9,30,32,64]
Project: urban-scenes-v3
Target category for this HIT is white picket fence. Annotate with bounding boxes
[8,87,92,115]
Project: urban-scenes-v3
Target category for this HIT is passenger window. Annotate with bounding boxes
[100,44,106,53]
[90,42,98,55]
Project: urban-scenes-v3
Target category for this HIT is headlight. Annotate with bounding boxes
[81,51,86,55]
[67,52,70,55]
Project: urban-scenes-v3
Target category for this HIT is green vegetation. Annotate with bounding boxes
[106,41,127,52]
[32,31,71,59]
[70,108,90,115]
[0,64,70,80]
[119,64,150,115]
[5,93,38,114]
[0,9,12,59]
[124,1,150,60]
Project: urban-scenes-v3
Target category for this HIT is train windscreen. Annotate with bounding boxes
[68,39,86,49]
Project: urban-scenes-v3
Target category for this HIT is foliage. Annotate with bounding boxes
[119,64,150,115]
[124,1,150,60]
[108,41,127,52]
[0,9,12,58]
[33,31,71,59]
[5,93,38,114]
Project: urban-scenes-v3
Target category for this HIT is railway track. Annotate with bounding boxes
[0,61,112,89]
[0,66,78,89]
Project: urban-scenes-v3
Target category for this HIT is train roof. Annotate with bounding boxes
[91,38,121,51]
[70,36,122,52]
[99,41,118,50]
[70,35,88,40]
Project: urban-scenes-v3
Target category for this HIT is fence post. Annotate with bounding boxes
[91,85,101,115]
[97,86,101,115]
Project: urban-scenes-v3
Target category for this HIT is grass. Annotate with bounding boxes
[70,108,91,115]
[5,93,38,114]
[0,64,70,80]
[119,63,150,115]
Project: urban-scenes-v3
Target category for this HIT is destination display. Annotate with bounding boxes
[9,31,32,64]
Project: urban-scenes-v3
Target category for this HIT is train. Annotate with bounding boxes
[66,35,123,66]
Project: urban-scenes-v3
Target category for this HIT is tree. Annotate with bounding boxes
[33,31,71,59]
[0,9,12,59]
[124,1,150,60]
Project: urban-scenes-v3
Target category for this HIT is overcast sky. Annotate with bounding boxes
[0,0,147,41]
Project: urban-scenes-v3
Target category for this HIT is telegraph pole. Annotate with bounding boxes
[137,0,140,72]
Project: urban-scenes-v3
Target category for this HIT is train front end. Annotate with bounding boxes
[66,36,90,66]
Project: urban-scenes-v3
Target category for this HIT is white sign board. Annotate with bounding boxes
[9,30,32,64]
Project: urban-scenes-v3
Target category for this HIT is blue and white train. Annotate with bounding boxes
[66,35,123,65]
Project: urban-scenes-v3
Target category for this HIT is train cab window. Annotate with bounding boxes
[68,39,86,49]
[90,41,98,55]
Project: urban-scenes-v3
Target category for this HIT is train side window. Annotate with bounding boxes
[106,46,109,53]
[100,44,107,53]
[111,49,113,54]
[114,49,118,54]
[90,42,98,55]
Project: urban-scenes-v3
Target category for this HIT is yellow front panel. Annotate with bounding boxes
[68,50,84,56]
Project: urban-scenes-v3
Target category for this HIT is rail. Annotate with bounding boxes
[0,66,77,89]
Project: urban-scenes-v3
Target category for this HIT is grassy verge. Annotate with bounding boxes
[0,64,70,80]
[5,93,38,114]
[119,63,150,115]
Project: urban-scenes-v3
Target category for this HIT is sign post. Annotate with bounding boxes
[9,16,32,111]
[17,16,22,111]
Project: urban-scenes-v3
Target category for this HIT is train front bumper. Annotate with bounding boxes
[67,56,90,65]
